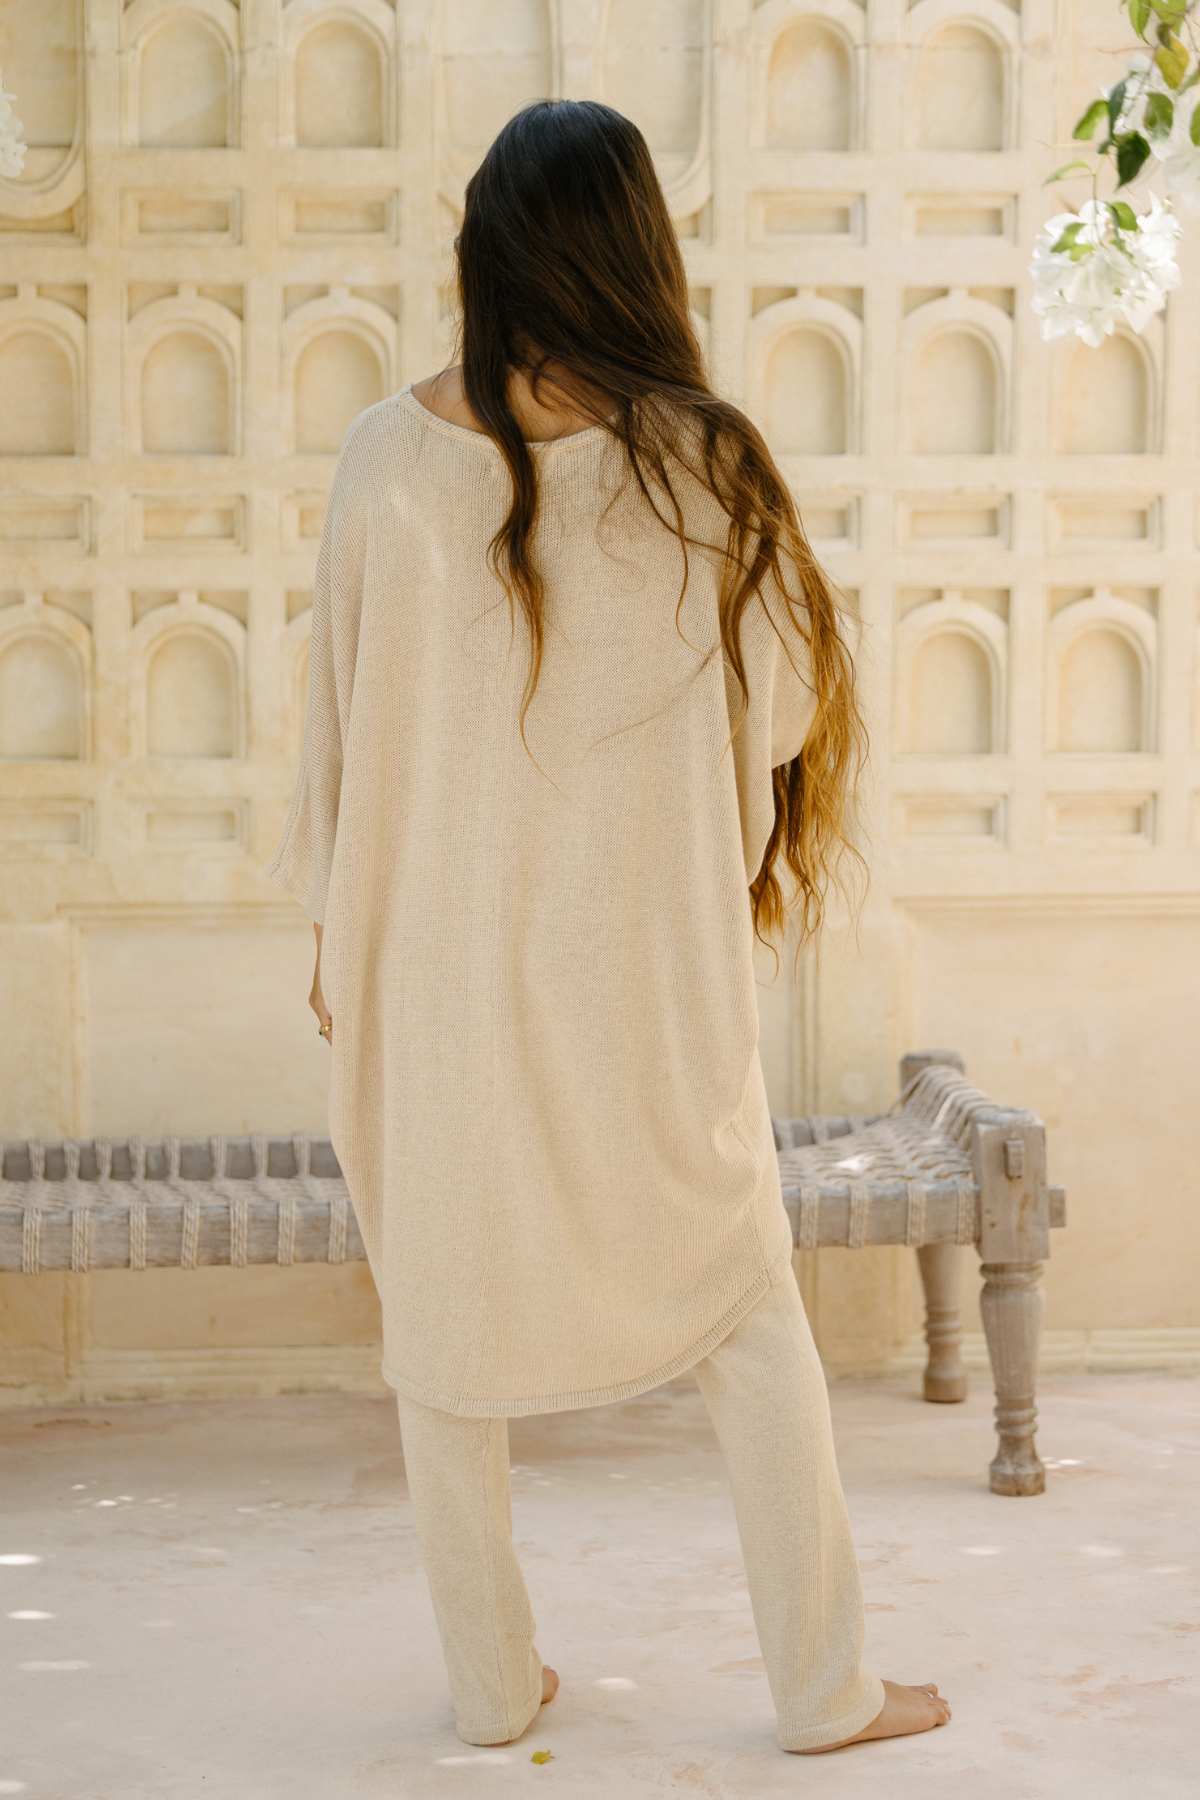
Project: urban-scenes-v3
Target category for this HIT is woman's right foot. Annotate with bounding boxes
[793,1680,951,1753]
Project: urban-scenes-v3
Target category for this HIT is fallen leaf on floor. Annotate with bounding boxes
[531,1748,555,1764]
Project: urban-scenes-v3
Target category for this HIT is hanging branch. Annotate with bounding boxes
[1031,0,1199,344]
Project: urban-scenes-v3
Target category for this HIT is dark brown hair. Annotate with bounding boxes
[448,98,869,962]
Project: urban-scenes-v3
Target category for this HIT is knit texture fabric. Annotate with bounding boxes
[265,382,823,1416]
[395,1260,884,1751]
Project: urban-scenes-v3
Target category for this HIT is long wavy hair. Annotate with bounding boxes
[447,97,870,963]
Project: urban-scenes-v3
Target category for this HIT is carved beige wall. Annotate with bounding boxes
[2,0,1197,1402]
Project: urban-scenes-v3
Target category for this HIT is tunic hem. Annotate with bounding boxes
[379,1244,797,1418]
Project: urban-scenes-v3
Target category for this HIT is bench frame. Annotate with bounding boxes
[1,1047,1065,1493]
[773,1048,1067,1495]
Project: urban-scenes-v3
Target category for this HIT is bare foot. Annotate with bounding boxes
[793,1679,950,1753]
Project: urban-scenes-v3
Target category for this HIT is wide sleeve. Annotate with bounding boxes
[264,418,370,925]
[725,566,860,886]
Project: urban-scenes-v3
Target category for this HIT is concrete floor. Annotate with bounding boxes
[2,1367,1197,1800]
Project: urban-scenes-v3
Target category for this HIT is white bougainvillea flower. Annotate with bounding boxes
[1030,192,1182,346]
[1124,189,1186,311]
[0,71,27,178]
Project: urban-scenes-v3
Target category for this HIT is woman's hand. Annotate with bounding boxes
[310,921,333,1044]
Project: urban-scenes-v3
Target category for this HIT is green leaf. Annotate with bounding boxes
[1106,77,1129,133]
[1149,0,1187,24]
[1115,131,1152,184]
[1129,0,1151,33]
[1154,33,1188,88]
[1043,158,1094,184]
[1050,220,1086,253]
[1108,199,1139,230]
[531,1749,555,1764]
[1193,101,1200,145]
[1072,97,1109,140]
[1144,91,1175,136]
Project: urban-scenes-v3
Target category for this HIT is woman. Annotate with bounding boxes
[266,98,950,1755]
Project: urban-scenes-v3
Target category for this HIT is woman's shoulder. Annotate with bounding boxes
[336,391,412,463]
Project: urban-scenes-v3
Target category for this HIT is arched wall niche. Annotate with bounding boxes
[766,19,853,150]
[751,0,865,152]
[294,334,386,453]
[748,292,862,455]
[767,329,848,454]
[0,331,77,454]
[895,592,1007,754]
[0,0,82,182]
[122,0,241,149]
[1052,330,1156,456]
[0,601,90,760]
[130,596,246,760]
[0,0,87,226]
[295,18,383,147]
[912,630,993,752]
[905,0,1017,151]
[126,290,241,456]
[1046,590,1156,754]
[913,328,997,453]
[0,293,87,454]
[142,332,232,455]
[283,290,394,454]
[900,290,1011,454]
[281,0,397,148]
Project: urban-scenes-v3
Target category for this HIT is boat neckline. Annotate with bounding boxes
[397,380,612,452]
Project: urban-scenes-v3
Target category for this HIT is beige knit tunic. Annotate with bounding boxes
[266,382,822,1416]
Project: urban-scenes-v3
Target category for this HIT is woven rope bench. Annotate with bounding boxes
[0,1047,1065,1494]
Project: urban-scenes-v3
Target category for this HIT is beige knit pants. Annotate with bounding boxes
[394,1257,886,1751]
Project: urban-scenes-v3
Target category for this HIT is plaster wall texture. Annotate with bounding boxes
[1,0,1197,1400]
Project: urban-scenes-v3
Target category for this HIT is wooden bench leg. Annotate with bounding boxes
[916,1242,967,1402]
[979,1260,1046,1496]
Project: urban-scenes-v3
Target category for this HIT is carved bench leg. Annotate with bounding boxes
[916,1242,967,1402]
[979,1260,1045,1496]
